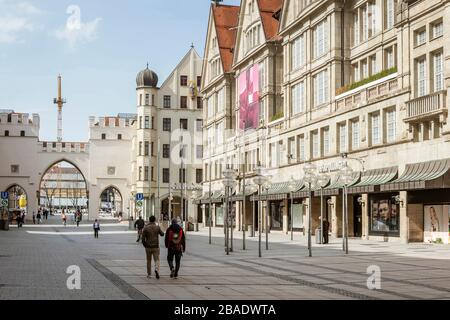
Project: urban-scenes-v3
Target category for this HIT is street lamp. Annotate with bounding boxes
[340,164,354,255]
[253,164,269,258]
[263,179,272,251]
[317,173,329,245]
[222,167,237,255]
[287,177,297,241]
[303,162,317,257]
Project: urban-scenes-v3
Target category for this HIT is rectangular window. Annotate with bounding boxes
[196,119,203,132]
[339,123,347,153]
[144,141,149,156]
[196,169,203,184]
[259,62,266,92]
[370,199,399,234]
[139,116,142,129]
[196,145,203,159]
[180,119,188,130]
[180,75,188,86]
[370,55,377,76]
[362,5,368,41]
[179,169,186,183]
[4,130,9,136]
[163,118,171,132]
[386,0,395,29]
[197,76,202,88]
[432,21,443,39]
[368,1,377,37]
[139,141,143,156]
[292,34,305,70]
[371,113,381,145]
[197,97,203,109]
[313,19,328,58]
[145,94,150,106]
[101,133,106,140]
[353,63,360,82]
[292,82,305,115]
[180,96,188,109]
[322,127,330,156]
[207,96,214,118]
[216,121,224,145]
[361,59,369,79]
[144,166,149,181]
[415,28,426,46]
[385,47,395,69]
[314,70,329,107]
[144,116,150,129]
[163,96,171,108]
[163,144,170,158]
[163,168,170,183]
[138,167,142,181]
[386,109,396,143]
[311,131,319,159]
[217,88,225,113]
[118,134,122,140]
[433,51,444,92]
[297,135,305,162]
[20,130,25,137]
[151,142,154,156]
[351,120,360,150]
[417,57,427,97]
[353,12,359,45]
[288,137,296,163]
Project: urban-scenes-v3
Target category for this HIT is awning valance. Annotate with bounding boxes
[209,190,225,203]
[250,180,303,201]
[315,172,360,196]
[231,189,257,201]
[347,166,398,194]
[195,192,212,205]
[381,159,450,191]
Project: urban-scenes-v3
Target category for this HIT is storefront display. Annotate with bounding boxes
[369,198,399,236]
[424,205,449,244]
[292,203,304,229]
[216,206,224,226]
[269,201,283,230]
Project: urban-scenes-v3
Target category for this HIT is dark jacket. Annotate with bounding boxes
[165,224,186,252]
[142,222,164,248]
[134,218,145,230]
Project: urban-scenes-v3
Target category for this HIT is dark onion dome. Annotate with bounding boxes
[136,64,158,88]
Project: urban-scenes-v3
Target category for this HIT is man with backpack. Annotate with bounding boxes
[165,218,186,279]
[141,216,164,279]
[134,216,145,242]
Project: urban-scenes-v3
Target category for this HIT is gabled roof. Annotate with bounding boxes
[257,0,283,41]
[212,4,240,73]
[159,47,201,89]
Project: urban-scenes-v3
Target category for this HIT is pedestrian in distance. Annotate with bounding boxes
[322,218,330,244]
[93,219,100,238]
[76,212,81,227]
[165,218,186,279]
[32,211,36,225]
[62,212,67,227]
[134,216,145,243]
[141,216,164,279]
[36,211,42,225]
[16,213,22,228]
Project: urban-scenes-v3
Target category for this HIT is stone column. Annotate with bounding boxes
[399,191,409,244]
[331,195,343,238]
[282,198,289,234]
[201,204,206,228]
[212,204,216,227]
[361,193,369,240]
[235,201,241,231]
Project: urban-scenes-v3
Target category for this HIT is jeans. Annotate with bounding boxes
[167,249,182,275]
[145,248,160,275]
[94,229,99,238]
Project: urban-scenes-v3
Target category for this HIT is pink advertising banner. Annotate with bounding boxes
[239,65,260,130]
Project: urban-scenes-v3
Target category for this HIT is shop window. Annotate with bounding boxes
[369,197,400,235]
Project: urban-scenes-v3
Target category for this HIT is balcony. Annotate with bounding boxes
[404,91,447,123]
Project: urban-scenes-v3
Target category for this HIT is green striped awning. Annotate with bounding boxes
[315,172,360,196]
[381,159,450,191]
[250,180,303,201]
[347,167,397,194]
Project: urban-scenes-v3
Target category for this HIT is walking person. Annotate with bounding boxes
[134,216,145,242]
[141,216,164,279]
[322,218,330,244]
[93,219,100,238]
[62,212,67,227]
[36,211,42,225]
[165,218,186,279]
[76,212,81,227]
[32,211,36,225]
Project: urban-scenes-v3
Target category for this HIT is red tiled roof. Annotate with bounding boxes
[257,0,283,41]
[212,4,240,73]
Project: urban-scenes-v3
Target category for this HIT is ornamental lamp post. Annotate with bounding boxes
[253,164,268,258]
[316,173,329,245]
[263,179,272,251]
[340,165,354,255]
[222,168,237,255]
[287,177,298,241]
[303,162,317,257]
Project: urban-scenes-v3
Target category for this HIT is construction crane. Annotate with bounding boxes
[53,75,66,142]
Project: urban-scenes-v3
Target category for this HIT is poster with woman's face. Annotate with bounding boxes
[424,205,449,244]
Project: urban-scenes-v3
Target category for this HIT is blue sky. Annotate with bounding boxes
[0,0,240,141]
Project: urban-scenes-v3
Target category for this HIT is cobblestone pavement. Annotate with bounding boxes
[0,223,449,300]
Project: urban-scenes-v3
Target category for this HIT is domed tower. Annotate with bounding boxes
[135,64,159,220]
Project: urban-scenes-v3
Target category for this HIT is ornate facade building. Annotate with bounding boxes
[200,0,450,244]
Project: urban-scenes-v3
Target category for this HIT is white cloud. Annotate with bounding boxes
[55,17,102,49]
[0,1,41,43]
